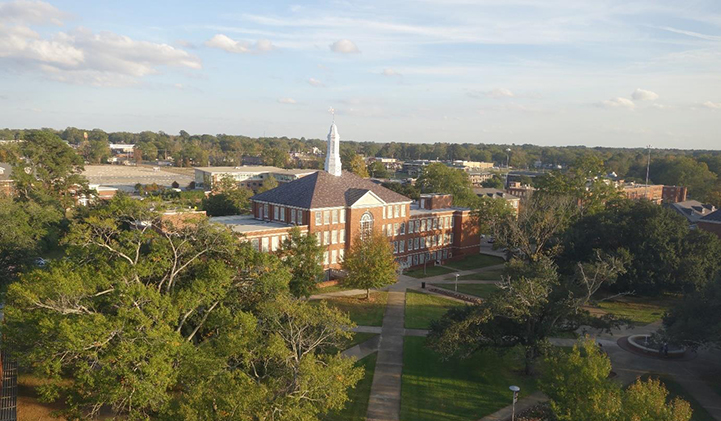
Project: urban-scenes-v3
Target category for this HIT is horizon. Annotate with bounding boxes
[1,0,720,149]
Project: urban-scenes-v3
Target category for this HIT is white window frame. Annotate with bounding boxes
[401,205,406,217]
[274,206,279,220]
[340,229,346,243]
[332,209,338,224]
[315,212,322,226]
[331,230,338,244]
[340,208,346,223]
[324,210,330,225]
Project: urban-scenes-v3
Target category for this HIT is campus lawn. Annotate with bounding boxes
[639,374,716,421]
[458,267,504,281]
[404,266,457,279]
[324,353,377,421]
[324,332,379,355]
[700,369,721,398]
[315,283,359,294]
[401,337,537,421]
[311,291,388,326]
[431,282,500,299]
[594,295,680,325]
[404,290,465,329]
[445,254,505,271]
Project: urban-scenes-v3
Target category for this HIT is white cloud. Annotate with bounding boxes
[600,97,636,109]
[382,68,401,77]
[277,97,296,104]
[329,39,359,54]
[0,0,68,26]
[307,77,324,87]
[701,101,721,109]
[0,24,201,86]
[486,88,515,99]
[205,34,275,54]
[632,88,659,101]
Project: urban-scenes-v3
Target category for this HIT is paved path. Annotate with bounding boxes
[366,289,407,421]
[478,391,547,421]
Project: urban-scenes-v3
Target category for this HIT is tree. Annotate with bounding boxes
[342,232,398,299]
[278,227,324,298]
[472,195,515,235]
[664,272,721,349]
[490,194,577,261]
[257,174,278,193]
[541,338,622,421]
[2,195,362,420]
[367,161,390,178]
[536,155,622,216]
[261,147,289,168]
[381,181,420,201]
[559,199,720,293]
[349,155,369,178]
[481,175,504,189]
[429,254,625,374]
[202,176,252,216]
[11,130,86,209]
[416,163,477,207]
[542,338,692,421]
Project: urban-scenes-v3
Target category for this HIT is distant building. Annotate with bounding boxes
[662,185,688,203]
[621,183,664,204]
[194,166,316,191]
[212,121,481,273]
[449,160,494,171]
[697,209,721,239]
[109,144,135,153]
[473,187,520,214]
[505,181,535,199]
[0,163,13,196]
[74,184,118,206]
[467,171,494,187]
[366,157,403,171]
[668,200,716,225]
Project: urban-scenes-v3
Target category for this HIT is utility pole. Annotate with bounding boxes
[645,145,651,200]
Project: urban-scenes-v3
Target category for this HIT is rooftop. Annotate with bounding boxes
[210,215,305,234]
[195,166,316,175]
[251,170,411,209]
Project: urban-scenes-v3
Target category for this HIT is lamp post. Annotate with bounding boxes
[509,385,520,421]
[506,148,511,168]
[454,273,459,292]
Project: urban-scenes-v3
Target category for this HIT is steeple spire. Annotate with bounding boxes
[324,108,342,176]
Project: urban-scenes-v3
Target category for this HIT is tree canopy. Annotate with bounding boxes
[278,227,324,298]
[2,196,362,420]
[342,232,398,299]
[416,163,477,207]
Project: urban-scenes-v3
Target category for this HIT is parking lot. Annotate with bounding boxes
[82,165,195,192]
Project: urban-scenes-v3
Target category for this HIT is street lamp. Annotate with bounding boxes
[454,273,460,292]
[509,385,520,421]
[506,148,511,168]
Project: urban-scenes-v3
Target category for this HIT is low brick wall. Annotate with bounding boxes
[427,287,482,303]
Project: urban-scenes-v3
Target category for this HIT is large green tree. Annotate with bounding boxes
[3,196,361,420]
[429,254,625,374]
[278,227,324,298]
[664,272,721,349]
[542,338,692,421]
[202,176,253,216]
[559,199,721,293]
[11,130,86,209]
[416,162,477,207]
[342,232,398,299]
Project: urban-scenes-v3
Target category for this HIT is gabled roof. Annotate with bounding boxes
[700,209,721,223]
[251,170,410,208]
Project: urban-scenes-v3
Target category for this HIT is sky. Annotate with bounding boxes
[1,0,720,149]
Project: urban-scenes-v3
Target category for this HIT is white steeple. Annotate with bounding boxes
[324,108,342,176]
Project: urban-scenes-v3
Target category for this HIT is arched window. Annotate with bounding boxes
[360,212,374,239]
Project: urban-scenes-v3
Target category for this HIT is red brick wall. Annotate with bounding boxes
[698,222,721,239]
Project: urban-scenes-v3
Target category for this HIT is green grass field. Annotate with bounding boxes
[638,374,715,421]
[404,265,457,278]
[401,337,537,421]
[404,290,465,329]
[324,332,379,354]
[431,283,500,299]
[445,254,505,271]
[595,295,680,325]
[315,284,359,294]
[311,291,388,326]
[458,267,504,281]
[324,353,377,421]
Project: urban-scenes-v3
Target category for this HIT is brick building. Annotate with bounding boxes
[212,121,480,272]
[698,209,721,239]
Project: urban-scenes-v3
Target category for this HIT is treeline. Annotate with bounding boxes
[2,127,719,203]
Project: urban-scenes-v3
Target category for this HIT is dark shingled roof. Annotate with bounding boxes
[701,209,721,223]
[251,170,410,208]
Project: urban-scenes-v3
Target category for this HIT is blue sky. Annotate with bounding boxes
[1,0,720,149]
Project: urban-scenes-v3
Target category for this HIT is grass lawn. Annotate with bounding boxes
[404,290,465,329]
[594,295,680,325]
[315,284,358,294]
[324,332,379,355]
[458,267,504,281]
[18,374,67,421]
[639,374,715,421]
[700,369,721,398]
[312,291,388,326]
[401,337,537,421]
[404,266,457,279]
[445,254,505,271]
[325,353,377,421]
[431,283,500,299]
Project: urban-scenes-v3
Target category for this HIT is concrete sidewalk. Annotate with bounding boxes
[366,289,407,421]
